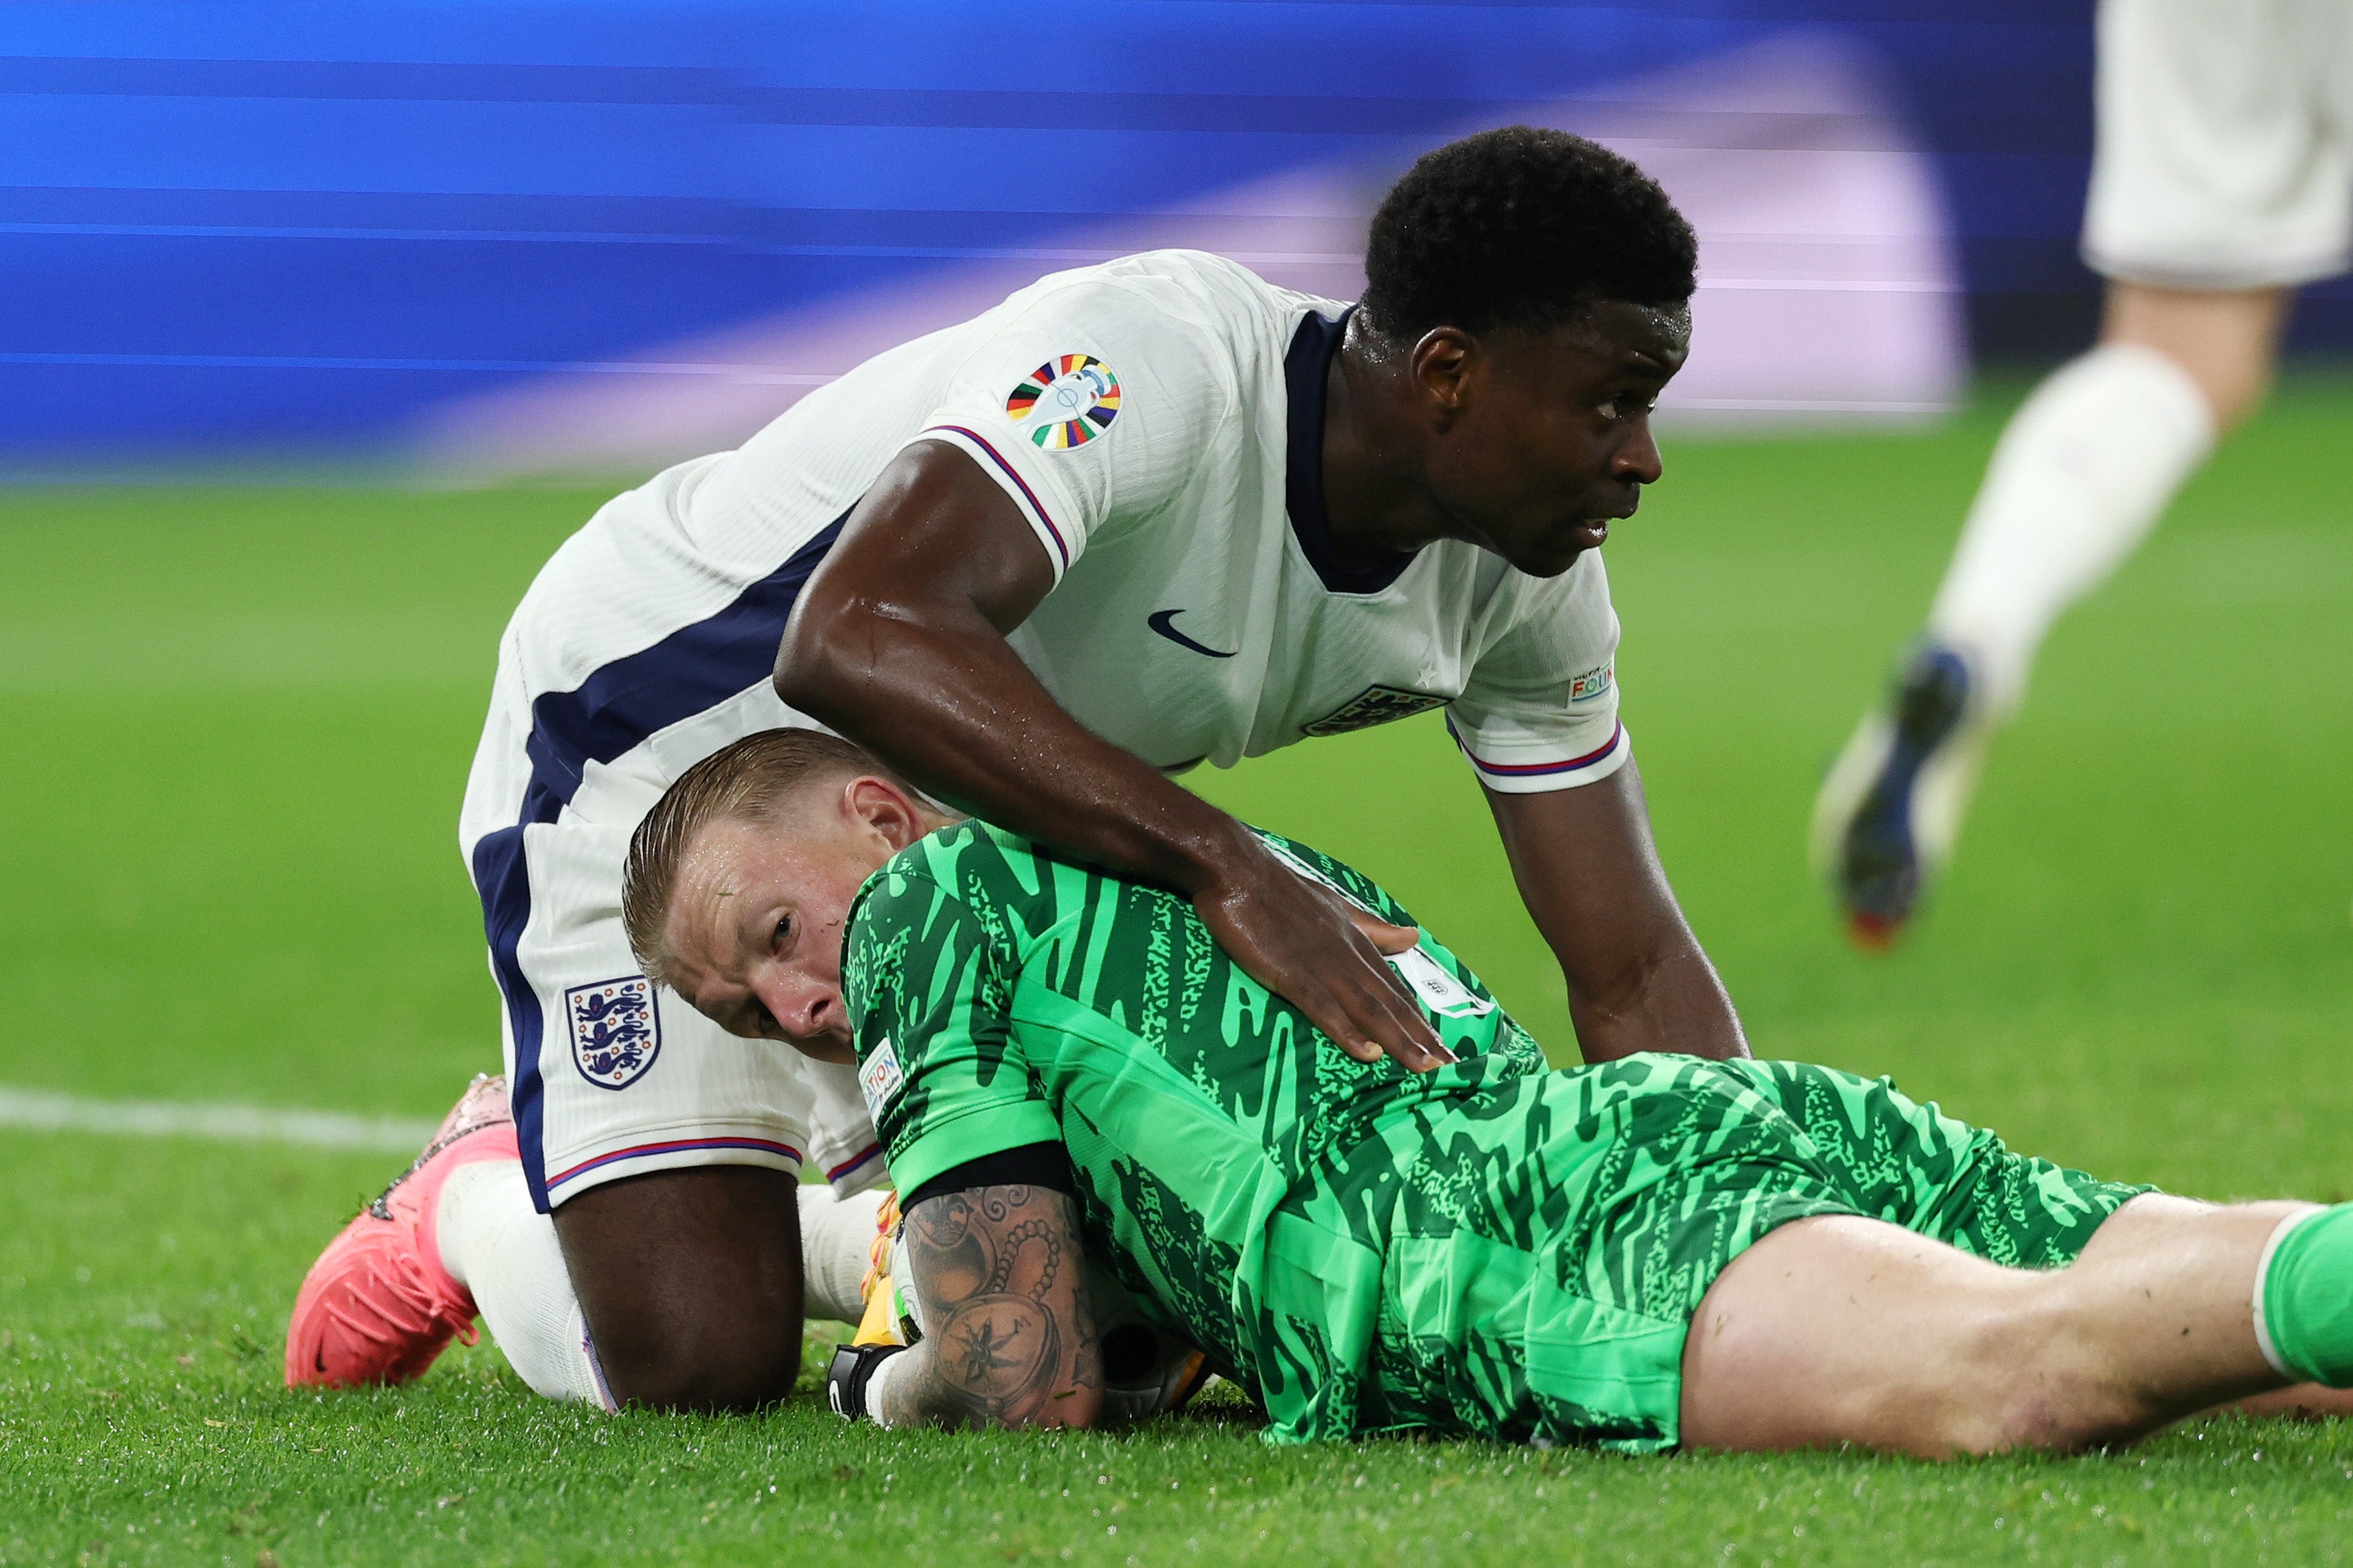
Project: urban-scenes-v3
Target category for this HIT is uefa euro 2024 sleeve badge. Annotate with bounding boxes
[565,976,661,1090]
[1005,354,1120,450]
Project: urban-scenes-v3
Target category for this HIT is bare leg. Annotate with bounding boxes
[2069,1193,2353,1421]
[2102,280,2290,430]
[1679,1196,2315,1458]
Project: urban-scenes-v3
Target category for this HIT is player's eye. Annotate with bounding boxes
[1600,394,1655,422]
[771,916,792,949]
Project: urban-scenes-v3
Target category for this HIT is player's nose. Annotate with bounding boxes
[752,966,840,1045]
[1612,422,1664,487]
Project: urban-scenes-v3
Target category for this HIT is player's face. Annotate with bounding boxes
[657,796,903,1066]
[1422,301,1689,578]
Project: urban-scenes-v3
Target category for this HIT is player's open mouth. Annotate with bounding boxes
[1570,498,1640,548]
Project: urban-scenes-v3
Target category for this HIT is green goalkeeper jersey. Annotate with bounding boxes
[844,821,2144,1449]
[843,819,1544,1440]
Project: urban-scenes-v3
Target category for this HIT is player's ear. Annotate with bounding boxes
[1408,326,1478,427]
[842,774,925,851]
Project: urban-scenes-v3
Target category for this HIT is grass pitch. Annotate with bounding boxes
[5,378,2353,1564]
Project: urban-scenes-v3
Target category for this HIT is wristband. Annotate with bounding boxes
[825,1342,908,1423]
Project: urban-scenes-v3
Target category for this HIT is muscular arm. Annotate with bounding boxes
[1485,758,1747,1063]
[777,440,1446,1071]
[871,1183,1103,1431]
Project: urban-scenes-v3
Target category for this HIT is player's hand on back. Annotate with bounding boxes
[1193,839,1455,1073]
[785,443,1456,1076]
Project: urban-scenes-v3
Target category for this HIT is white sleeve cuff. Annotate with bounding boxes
[1448,718,1631,794]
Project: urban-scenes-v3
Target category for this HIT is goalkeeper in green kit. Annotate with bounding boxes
[622,729,2353,1456]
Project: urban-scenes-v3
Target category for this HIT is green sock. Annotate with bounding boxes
[2257,1204,2353,1389]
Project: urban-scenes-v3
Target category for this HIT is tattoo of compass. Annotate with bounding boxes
[952,1312,1032,1383]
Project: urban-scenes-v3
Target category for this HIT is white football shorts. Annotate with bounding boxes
[2083,0,2353,289]
[460,473,884,1213]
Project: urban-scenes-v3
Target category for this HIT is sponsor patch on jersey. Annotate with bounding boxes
[1569,662,1615,702]
[859,1038,906,1118]
[1302,684,1447,738]
[565,976,660,1090]
[1387,945,1496,1020]
[1005,354,1121,450]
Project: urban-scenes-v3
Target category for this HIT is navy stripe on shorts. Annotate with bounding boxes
[470,518,845,1210]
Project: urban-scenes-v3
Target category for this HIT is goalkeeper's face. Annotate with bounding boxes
[656,775,936,1064]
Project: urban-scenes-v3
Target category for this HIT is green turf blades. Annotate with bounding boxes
[6,1131,2353,1568]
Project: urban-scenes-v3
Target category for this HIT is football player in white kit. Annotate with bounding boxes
[1815,0,2353,944]
[287,127,1750,1410]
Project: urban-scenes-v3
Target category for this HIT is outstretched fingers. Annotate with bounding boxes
[1192,859,1451,1072]
[1324,927,1454,1070]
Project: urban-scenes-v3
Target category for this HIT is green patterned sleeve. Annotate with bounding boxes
[842,860,1061,1199]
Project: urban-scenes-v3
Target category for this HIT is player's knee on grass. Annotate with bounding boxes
[551,1166,808,1411]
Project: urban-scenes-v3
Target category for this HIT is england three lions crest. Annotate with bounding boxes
[1302,684,1447,738]
[566,976,661,1090]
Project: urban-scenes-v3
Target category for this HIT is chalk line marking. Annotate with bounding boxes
[0,1086,433,1153]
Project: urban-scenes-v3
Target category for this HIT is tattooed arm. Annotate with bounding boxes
[871,1183,1104,1431]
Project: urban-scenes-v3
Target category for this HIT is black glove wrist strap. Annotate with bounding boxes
[826,1343,908,1422]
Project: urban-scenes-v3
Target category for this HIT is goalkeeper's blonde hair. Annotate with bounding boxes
[620,727,905,988]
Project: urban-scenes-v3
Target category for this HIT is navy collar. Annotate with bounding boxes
[1283,306,1417,596]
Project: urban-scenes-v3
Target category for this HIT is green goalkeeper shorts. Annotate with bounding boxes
[1358,1056,2150,1453]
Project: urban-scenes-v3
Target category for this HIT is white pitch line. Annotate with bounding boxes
[0,1086,434,1153]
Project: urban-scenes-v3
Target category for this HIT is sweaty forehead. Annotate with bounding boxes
[1499,300,1690,389]
[668,823,763,942]
[1577,298,1692,368]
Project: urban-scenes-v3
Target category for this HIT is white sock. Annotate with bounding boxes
[799,1184,889,1325]
[1927,342,2215,714]
[436,1160,614,1410]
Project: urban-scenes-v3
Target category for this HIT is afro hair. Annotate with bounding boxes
[1361,126,1697,340]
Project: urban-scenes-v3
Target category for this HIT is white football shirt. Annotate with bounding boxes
[911,252,1627,789]
[488,249,1626,858]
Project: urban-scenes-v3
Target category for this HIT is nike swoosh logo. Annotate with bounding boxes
[1146,609,1237,659]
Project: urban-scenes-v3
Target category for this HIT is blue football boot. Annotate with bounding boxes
[1811,643,1989,949]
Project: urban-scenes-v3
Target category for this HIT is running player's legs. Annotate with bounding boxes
[1813,0,2353,942]
[2077,0,2319,433]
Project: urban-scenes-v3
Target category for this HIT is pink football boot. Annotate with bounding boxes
[285,1074,518,1389]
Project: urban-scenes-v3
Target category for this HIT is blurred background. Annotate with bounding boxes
[10,0,2350,477]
